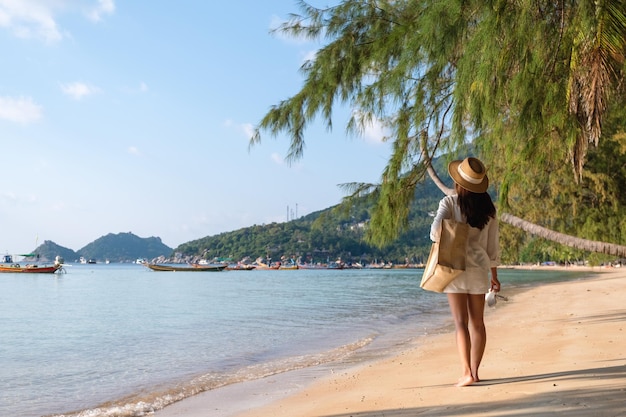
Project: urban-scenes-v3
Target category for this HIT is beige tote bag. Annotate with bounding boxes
[420,218,469,292]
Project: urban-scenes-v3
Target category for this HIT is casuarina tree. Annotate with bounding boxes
[252,0,626,258]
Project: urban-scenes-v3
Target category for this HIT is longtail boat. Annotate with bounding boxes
[0,263,63,273]
[146,263,227,272]
[0,254,65,274]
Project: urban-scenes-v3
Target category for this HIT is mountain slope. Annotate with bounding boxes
[34,233,173,263]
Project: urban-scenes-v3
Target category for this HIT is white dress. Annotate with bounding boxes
[430,195,500,294]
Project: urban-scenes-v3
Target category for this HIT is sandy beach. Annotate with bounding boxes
[157,267,626,417]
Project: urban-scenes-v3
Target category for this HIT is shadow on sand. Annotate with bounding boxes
[324,363,626,417]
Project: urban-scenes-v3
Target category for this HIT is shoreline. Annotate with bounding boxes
[156,267,626,417]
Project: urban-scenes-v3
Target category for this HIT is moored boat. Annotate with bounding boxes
[251,257,280,270]
[327,260,345,270]
[278,264,299,270]
[146,263,227,272]
[253,263,280,270]
[225,263,256,271]
[0,255,65,274]
[0,264,62,273]
[296,263,327,269]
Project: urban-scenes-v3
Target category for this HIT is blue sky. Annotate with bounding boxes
[0,1,391,253]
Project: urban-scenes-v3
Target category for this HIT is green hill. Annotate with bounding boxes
[173,173,445,265]
[34,233,173,263]
[29,241,78,263]
[78,232,172,263]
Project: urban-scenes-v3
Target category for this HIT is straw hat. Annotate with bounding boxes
[448,157,489,193]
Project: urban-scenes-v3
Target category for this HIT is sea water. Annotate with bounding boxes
[0,264,592,417]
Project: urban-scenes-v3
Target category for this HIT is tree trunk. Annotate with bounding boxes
[500,213,626,257]
[425,158,626,258]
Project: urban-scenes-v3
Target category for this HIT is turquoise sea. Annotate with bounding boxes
[0,264,593,417]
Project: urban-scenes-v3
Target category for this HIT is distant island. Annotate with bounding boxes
[33,233,173,264]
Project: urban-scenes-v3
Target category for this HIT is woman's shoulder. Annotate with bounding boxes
[437,195,459,219]
[440,194,458,206]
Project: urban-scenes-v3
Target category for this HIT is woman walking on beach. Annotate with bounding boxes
[430,157,500,387]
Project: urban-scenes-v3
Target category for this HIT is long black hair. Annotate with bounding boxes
[456,184,496,230]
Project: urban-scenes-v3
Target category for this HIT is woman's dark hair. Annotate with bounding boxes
[456,184,496,230]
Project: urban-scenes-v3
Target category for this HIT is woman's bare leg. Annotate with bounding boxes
[467,294,486,382]
[447,293,474,386]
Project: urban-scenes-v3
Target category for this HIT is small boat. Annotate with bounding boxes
[251,258,280,270]
[0,255,65,274]
[297,263,327,269]
[146,263,227,272]
[0,263,63,273]
[253,263,280,270]
[225,263,256,271]
[79,257,97,264]
[327,261,345,270]
[278,264,299,270]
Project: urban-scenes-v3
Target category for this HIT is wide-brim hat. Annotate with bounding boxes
[448,157,489,193]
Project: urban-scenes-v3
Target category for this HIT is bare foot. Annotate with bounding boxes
[455,375,475,387]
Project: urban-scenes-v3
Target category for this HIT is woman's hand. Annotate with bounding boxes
[490,268,500,292]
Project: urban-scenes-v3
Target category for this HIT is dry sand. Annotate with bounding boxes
[157,267,626,417]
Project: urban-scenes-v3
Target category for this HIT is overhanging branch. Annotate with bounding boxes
[500,213,626,258]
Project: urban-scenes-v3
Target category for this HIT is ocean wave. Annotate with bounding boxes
[49,336,375,417]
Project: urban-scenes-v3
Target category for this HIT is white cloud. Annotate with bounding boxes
[352,110,387,145]
[128,146,141,156]
[0,96,42,124]
[0,190,18,203]
[362,117,387,144]
[0,0,116,43]
[0,0,63,42]
[241,123,254,139]
[60,81,101,100]
[139,82,148,92]
[271,152,284,165]
[0,190,37,206]
[301,49,317,64]
[224,119,256,140]
[86,0,115,22]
